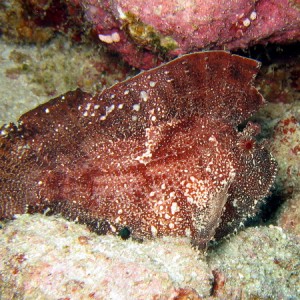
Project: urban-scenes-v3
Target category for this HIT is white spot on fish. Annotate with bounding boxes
[140,91,149,101]
[169,223,175,229]
[151,225,158,236]
[171,202,180,215]
[132,104,140,111]
[106,104,115,114]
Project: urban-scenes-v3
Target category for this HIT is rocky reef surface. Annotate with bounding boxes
[1,214,300,299]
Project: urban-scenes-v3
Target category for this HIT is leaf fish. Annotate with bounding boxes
[0,51,277,248]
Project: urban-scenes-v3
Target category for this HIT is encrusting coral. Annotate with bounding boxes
[2,0,299,69]
[0,51,276,249]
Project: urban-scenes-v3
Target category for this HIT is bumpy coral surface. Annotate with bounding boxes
[81,0,300,68]
[2,0,299,68]
[0,51,276,248]
[208,226,300,299]
[269,103,300,237]
[271,110,300,194]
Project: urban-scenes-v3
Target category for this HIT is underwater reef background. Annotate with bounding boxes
[0,0,300,298]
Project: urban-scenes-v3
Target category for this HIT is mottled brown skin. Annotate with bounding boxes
[0,51,277,248]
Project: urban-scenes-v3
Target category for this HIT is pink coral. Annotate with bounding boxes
[81,0,300,68]
[5,0,299,68]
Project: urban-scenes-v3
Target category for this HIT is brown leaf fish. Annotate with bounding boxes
[0,51,277,248]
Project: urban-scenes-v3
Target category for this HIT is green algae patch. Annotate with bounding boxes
[122,11,178,54]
